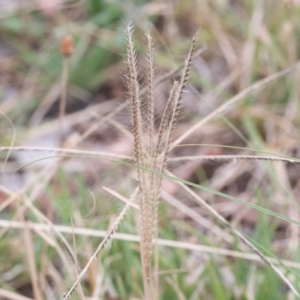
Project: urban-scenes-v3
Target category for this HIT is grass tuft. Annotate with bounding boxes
[124,25,196,297]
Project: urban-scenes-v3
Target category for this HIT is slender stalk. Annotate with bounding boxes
[59,58,69,146]
[23,218,43,300]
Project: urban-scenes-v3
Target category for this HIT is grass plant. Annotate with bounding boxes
[1,1,300,300]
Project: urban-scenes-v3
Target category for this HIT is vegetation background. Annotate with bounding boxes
[0,0,300,299]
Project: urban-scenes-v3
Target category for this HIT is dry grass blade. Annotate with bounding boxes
[0,288,34,300]
[0,146,131,160]
[102,186,140,210]
[70,220,85,300]
[23,219,43,300]
[2,220,300,269]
